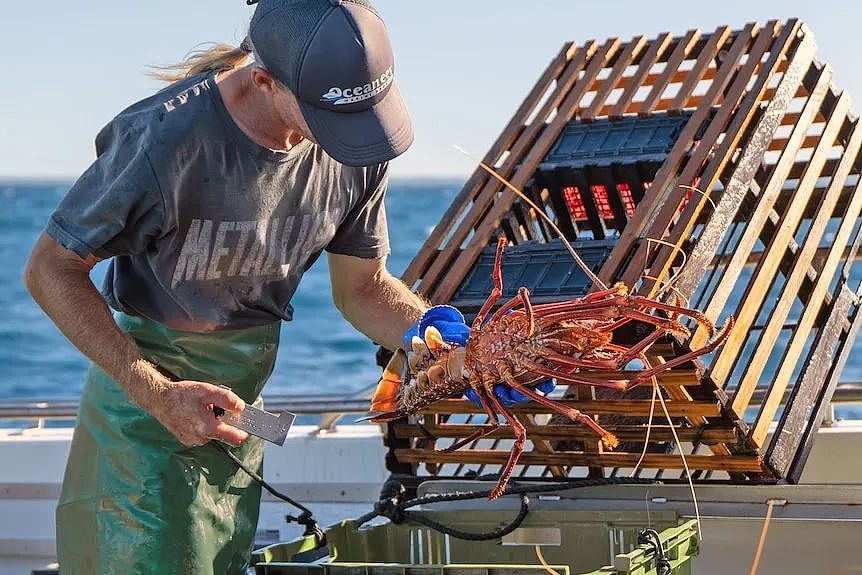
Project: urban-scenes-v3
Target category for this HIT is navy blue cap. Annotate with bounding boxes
[250,0,413,166]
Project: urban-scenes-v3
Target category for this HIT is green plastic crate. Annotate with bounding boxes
[252,510,698,575]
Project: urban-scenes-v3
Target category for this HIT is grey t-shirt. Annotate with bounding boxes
[46,73,390,332]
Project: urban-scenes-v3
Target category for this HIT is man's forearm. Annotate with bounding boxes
[24,234,250,447]
[24,234,167,408]
[337,269,428,351]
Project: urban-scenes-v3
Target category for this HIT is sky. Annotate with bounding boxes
[2,0,862,180]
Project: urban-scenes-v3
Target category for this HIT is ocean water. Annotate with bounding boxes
[1,178,860,419]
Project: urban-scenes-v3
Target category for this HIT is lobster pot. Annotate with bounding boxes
[390,20,862,485]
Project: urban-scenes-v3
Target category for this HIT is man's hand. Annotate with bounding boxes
[141,379,250,447]
[402,305,470,350]
[24,234,251,449]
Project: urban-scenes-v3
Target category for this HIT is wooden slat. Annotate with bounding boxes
[400,42,577,288]
[768,283,857,477]
[527,183,556,242]
[395,423,740,444]
[639,29,701,115]
[611,66,718,95]
[685,62,833,350]
[418,399,722,417]
[609,33,673,119]
[597,22,759,285]
[582,35,648,121]
[600,94,713,118]
[395,449,765,472]
[786,285,862,482]
[748,115,862,444]
[417,40,604,297]
[514,414,567,478]
[708,246,860,269]
[721,94,850,412]
[669,26,732,112]
[430,38,624,303]
[767,134,829,152]
[626,19,789,292]
[558,369,703,386]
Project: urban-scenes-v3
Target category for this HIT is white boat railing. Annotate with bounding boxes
[1,382,861,431]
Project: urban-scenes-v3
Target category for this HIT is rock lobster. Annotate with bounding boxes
[369,195,733,501]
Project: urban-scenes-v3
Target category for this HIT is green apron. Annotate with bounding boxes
[56,312,280,574]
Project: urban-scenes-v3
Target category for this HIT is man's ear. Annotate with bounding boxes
[249,67,279,94]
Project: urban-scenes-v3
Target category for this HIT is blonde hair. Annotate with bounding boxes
[150,39,252,83]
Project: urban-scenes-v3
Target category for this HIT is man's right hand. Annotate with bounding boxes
[24,234,251,448]
[144,380,250,447]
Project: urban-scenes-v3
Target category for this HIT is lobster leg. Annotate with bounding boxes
[483,386,528,501]
[442,382,501,453]
[472,237,507,330]
[537,307,690,338]
[533,346,618,371]
[488,287,536,338]
[505,377,619,450]
[516,357,629,391]
[628,317,735,381]
[626,296,716,338]
[605,328,669,367]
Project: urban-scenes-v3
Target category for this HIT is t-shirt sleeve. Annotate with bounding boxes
[326,163,390,259]
[45,121,165,259]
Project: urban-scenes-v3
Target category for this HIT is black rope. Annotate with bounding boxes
[355,476,657,541]
[638,528,672,575]
[213,441,327,546]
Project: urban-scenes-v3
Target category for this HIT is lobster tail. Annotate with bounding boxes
[370,349,407,414]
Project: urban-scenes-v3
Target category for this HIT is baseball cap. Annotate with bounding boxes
[249,0,413,167]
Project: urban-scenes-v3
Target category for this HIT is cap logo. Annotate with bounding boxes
[320,66,393,106]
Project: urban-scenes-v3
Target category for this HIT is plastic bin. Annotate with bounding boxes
[450,239,616,313]
[539,114,693,171]
[252,511,698,575]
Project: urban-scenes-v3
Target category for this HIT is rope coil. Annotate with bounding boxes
[356,476,658,541]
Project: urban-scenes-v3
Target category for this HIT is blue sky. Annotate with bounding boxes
[2,1,861,180]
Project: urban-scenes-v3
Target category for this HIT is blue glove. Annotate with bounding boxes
[402,305,470,351]
[403,306,556,407]
[465,380,556,408]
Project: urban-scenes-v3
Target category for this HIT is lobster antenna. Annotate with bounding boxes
[642,185,714,299]
[631,375,659,474]
[628,354,702,539]
[641,237,689,300]
[655,378,703,540]
[454,144,608,291]
[678,184,717,211]
[641,238,688,305]
[640,276,691,308]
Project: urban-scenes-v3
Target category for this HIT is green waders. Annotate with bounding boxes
[56,312,280,574]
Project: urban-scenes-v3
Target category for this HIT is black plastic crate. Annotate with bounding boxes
[539,114,692,171]
[450,238,616,313]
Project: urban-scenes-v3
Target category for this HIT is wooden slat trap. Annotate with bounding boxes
[386,20,862,484]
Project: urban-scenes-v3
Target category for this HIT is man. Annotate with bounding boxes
[24,1,457,572]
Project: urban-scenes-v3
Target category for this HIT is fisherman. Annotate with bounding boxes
[25,1,424,572]
[24,0,554,572]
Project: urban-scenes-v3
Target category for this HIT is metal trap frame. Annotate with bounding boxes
[388,20,862,484]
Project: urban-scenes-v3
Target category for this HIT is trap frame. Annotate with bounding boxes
[388,20,862,484]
